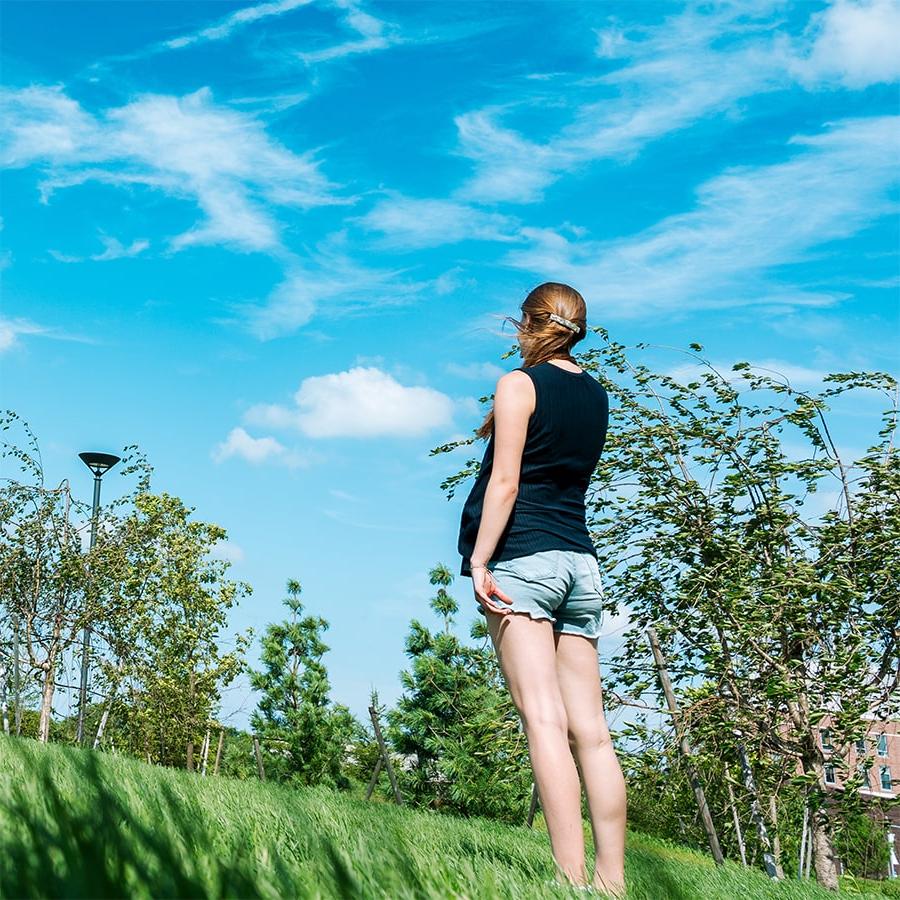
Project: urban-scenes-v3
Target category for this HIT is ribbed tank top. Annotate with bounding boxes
[457,360,610,577]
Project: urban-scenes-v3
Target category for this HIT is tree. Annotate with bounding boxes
[104,492,251,768]
[387,564,533,821]
[248,579,356,789]
[0,411,151,743]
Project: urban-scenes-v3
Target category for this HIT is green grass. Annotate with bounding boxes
[0,735,889,899]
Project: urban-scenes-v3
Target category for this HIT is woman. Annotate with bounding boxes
[457,282,626,896]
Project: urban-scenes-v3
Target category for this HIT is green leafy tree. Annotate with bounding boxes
[248,579,356,789]
[387,564,532,822]
[107,492,251,768]
[0,411,152,743]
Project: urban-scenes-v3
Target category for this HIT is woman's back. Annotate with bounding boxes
[458,360,609,575]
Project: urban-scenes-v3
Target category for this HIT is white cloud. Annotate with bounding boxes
[1,85,345,253]
[212,427,308,467]
[501,116,899,317]
[0,317,46,352]
[244,366,455,438]
[296,0,401,64]
[793,0,900,88]
[0,315,93,351]
[49,234,149,263]
[356,193,521,249]
[164,0,314,50]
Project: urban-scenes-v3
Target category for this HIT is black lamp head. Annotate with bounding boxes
[79,452,121,477]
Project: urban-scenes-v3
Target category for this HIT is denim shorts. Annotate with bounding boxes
[475,549,605,639]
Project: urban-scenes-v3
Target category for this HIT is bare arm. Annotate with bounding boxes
[470,370,534,568]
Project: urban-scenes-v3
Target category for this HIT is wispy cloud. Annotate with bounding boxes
[236,241,433,338]
[211,426,310,467]
[0,315,94,352]
[2,85,348,254]
[243,366,455,438]
[49,234,149,263]
[501,116,899,318]
[164,0,314,51]
[355,192,521,250]
[296,0,402,65]
[454,1,900,203]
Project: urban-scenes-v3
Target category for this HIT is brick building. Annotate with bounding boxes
[817,717,899,879]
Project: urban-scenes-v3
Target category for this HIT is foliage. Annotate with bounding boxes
[832,803,891,881]
[386,564,533,822]
[248,580,358,790]
[100,492,251,768]
[0,411,250,768]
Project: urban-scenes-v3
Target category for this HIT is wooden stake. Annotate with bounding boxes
[799,804,809,879]
[200,728,211,776]
[213,728,225,776]
[0,662,9,736]
[735,737,779,879]
[253,735,266,781]
[526,782,540,828]
[364,756,383,800]
[368,705,402,805]
[647,627,725,866]
[726,778,748,866]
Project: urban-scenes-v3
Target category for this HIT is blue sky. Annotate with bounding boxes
[2,0,898,730]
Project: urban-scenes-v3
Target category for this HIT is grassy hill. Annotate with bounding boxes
[0,736,893,899]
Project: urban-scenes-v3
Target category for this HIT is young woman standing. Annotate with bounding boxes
[457,282,626,896]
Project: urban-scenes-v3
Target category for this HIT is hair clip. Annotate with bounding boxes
[549,313,580,333]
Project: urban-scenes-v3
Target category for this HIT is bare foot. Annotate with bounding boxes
[591,874,625,897]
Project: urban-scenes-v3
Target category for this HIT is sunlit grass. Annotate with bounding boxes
[0,736,889,899]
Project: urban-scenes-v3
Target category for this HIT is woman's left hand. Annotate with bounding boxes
[472,566,514,616]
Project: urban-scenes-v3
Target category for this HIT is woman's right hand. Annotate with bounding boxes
[472,566,514,616]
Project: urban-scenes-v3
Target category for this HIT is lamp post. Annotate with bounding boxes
[75,451,120,746]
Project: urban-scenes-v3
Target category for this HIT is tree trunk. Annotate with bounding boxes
[93,700,113,749]
[768,795,785,879]
[38,658,56,743]
[0,662,9,736]
[810,802,839,890]
[800,752,839,890]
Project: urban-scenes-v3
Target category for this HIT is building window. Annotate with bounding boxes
[824,765,837,785]
[821,729,833,751]
[855,738,866,755]
[880,766,892,792]
[857,764,871,789]
[877,733,888,757]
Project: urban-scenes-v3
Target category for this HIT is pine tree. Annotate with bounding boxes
[387,564,532,821]
[249,579,356,789]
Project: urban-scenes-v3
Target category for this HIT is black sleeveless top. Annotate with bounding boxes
[457,360,609,576]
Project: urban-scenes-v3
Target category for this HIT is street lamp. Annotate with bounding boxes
[75,451,121,746]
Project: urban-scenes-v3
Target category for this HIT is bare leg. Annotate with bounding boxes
[487,612,588,886]
[554,632,626,896]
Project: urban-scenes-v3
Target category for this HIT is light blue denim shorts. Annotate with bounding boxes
[475,549,605,639]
